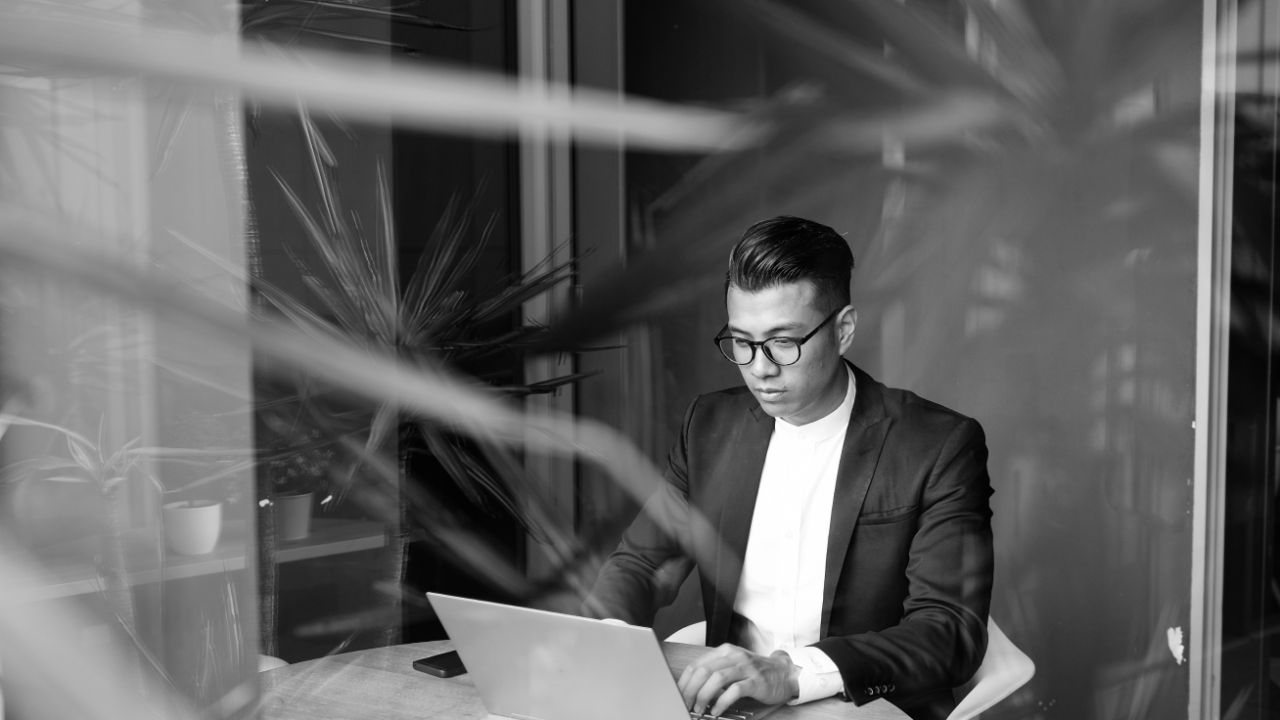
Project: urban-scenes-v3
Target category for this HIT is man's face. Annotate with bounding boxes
[725,281,855,426]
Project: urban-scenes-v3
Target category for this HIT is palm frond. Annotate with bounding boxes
[402,195,490,335]
[463,256,576,329]
[2,456,83,474]
[154,458,257,496]
[416,426,489,509]
[168,221,356,342]
[151,92,196,179]
[440,330,621,359]
[286,114,399,341]
[288,27,418,54]
[494,370,603,397]
[958,0,1063,109]
[737,0,933,99]
[536,95,1008,350]
[252,0,476,31]
[270,171,383,338]
[0,14,756,153]
[759,0,1000,97]
[374,160,397,323]
[1,413,96,450]
[278,246,368,337]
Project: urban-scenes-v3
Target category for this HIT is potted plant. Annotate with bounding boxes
[242,115,595,646]
[263,425,334,541]
[0,415,149,638]
[159,412,253,555]
[161,499,223,555]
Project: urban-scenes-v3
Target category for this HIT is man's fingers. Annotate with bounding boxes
[679,665,710,709]
[680,662,722,709]
[709,681,750,717]
[679,645,759,713]
[678,654,740,707]
[678,664,696,696]
[714,643,747,661]
[694,668,741,714]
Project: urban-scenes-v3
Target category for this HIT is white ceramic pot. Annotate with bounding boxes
[163,501,222,556]
[275,492,313,541]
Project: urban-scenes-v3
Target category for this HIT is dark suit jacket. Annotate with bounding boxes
[585,363,994,720]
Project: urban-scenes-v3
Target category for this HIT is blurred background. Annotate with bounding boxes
[0,0,1273,718]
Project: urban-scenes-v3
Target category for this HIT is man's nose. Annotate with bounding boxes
[749,348,779,378]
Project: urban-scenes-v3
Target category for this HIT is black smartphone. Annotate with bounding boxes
[412,650,467,678]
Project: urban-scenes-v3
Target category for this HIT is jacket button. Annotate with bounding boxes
[865,687,874,696]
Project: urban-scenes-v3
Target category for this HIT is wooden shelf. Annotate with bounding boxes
[275,519,386,563]
[6,518,386,603]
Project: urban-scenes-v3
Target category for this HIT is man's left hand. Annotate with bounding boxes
[676,643,800,716]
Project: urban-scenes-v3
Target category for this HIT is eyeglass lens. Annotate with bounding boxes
[717,337,801,366]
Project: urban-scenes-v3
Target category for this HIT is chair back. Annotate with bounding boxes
[665,620,707,646]
[258,655,290,673]
[948,618,1035,720]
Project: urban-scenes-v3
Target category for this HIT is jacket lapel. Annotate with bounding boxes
[708,402,774,645]
[820,363,890,636]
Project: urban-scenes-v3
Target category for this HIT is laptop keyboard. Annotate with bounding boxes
[689,709,756,720]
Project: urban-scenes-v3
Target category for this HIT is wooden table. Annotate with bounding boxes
[259,640,909,720]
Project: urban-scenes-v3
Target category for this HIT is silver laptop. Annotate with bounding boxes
[426,592,783,720]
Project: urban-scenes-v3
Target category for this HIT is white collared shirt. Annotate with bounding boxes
[732,366,855,704]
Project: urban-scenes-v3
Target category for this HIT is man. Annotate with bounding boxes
[585,216,994,720]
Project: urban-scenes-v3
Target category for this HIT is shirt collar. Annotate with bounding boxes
[774,365,857,443]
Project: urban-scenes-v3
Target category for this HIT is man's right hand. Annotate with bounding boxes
[677,644,800,716]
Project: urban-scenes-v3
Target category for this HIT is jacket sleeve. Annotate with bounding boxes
[814,417,994,709]
[582,397,699,625]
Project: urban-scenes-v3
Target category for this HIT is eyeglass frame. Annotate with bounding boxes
[712,306,846,367]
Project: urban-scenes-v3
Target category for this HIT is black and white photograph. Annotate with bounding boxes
[0,1,1265,719]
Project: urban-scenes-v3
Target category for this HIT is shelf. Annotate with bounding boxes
[275,519,386,563]
[5,518,386,603]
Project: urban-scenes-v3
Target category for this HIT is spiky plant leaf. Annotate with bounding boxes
[263,116,601,533]
[0,14,753,153]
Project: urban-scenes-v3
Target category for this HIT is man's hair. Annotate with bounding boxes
[725,216,853,313]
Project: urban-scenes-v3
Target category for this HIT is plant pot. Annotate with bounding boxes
[162,501,223,556]
[275,492,313,541]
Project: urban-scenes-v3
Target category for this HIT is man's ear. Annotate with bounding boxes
[837,306,857,354]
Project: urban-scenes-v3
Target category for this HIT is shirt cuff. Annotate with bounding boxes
[780,646,844,704]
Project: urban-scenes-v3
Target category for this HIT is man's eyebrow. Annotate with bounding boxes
[726,322,806,336]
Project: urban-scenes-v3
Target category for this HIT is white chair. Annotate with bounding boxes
[258,654,290,672]
[948,619,1034,720]
[664,618,1033,720]
[665,620,707,645]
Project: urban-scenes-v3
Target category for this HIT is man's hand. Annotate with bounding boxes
[676,644,800,716]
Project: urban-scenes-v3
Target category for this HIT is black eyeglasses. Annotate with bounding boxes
[713,307,843,366]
